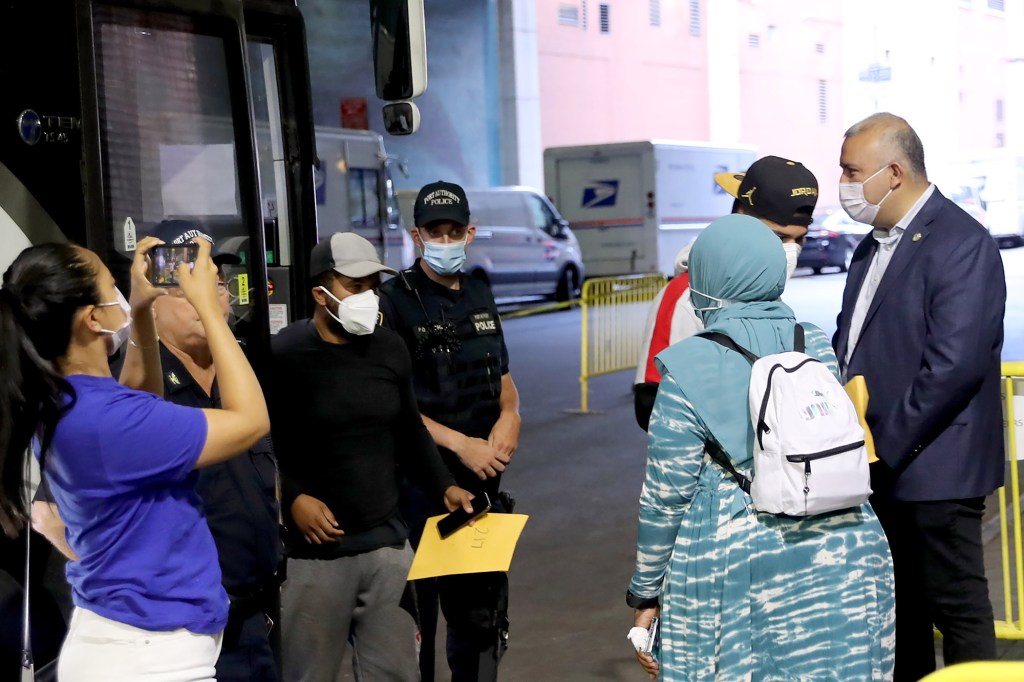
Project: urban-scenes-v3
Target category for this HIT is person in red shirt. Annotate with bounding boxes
[633,155,820,429]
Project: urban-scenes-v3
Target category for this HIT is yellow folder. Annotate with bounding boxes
[844,375,878,463]
[407,513,530,580]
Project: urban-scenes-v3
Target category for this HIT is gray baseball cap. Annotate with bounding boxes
[309,232,398,279]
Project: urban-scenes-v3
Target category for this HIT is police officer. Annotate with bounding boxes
[32,220,283,682]
[379,181,521,682]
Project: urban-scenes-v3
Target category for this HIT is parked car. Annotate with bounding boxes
[397,186,585,301]
[796,212,864,275]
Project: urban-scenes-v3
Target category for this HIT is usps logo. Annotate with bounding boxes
[581,180,619,208]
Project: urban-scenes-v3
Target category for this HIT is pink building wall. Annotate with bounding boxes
[734,5,845,209]
[537,0,708,147]
[536,0,846,210]
[535,1,1014,215]
[956,4,1008,152]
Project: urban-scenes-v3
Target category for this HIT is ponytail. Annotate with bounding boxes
[0,244,98,536]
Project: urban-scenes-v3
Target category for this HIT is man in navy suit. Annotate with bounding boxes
[834,113,1006,681]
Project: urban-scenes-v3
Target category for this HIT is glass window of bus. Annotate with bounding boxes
[94,8,251,316]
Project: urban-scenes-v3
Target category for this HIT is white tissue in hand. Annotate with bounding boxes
[626,626,649,652]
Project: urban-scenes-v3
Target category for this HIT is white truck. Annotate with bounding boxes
[543,140,756,277]
[942,151,1024,248]
[313,127,415,272]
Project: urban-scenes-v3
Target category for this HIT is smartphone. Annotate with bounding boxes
[149,243,198,287]
[437,492,491,539]
[643,616,659,655]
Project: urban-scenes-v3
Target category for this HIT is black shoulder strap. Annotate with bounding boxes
[705,438,751,494]
[794,324,805,353]
[698,332,759,365]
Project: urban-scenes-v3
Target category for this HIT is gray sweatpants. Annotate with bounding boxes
[282,544,419,682]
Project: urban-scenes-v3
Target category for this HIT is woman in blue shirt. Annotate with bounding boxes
[627,215,895,681]
[0,237,270,681]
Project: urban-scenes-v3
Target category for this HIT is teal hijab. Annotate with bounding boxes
[657,214,798,467]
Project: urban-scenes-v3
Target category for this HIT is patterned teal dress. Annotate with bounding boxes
[630,322,895,681]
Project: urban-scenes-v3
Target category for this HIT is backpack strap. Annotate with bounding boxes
[705,437,752,494]
[698,332,759,364]
[794,324,805,353]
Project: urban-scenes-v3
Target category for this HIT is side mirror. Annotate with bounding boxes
[553,218,570,238]
[382,101,421,136]
[371,0,428,100]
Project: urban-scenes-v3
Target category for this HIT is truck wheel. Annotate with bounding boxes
[554,266,579,302]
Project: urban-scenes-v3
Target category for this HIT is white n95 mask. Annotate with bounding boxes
[783,242,802,280]
[319,287,379,336]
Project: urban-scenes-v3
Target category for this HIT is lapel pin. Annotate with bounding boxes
[912,232,922,242]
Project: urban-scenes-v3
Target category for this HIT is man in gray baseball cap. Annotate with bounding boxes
[269,231,473,681]
[309,232,398,280]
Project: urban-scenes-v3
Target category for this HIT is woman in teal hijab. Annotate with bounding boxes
[627,215,895,680]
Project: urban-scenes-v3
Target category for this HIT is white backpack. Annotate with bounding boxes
[701,325,871,516]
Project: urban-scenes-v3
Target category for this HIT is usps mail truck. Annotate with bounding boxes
[543,141,756,277]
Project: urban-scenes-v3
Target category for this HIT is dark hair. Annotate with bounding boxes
[0,243,99,535]
[312,270,336,291]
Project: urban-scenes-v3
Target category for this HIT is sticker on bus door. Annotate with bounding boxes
[124,216,137,252]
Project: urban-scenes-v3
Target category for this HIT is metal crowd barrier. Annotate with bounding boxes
[574,273,666,413]
[996,361,1024,639]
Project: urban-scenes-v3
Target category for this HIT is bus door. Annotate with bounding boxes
[82,1,271,359]
[243,3,318,334]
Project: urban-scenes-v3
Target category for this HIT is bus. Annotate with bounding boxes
[1,0,425,673]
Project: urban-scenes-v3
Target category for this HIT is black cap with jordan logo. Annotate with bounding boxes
[714,156,819,227]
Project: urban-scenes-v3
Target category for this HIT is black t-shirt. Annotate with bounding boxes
[378,263,510,493]
[268,319,454,560]
[158,346,282,591]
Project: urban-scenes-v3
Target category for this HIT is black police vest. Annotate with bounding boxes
[380,269,505,439]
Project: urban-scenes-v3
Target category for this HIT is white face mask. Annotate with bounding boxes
[96,288,132,356]
[839,164,894,225]
[782,242,802,280]
[688,284,733,322]
[319,287,379,336]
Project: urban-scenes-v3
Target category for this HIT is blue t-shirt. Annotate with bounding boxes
[42,374,227,634]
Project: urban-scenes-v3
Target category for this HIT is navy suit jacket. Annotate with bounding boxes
[834,188,1006,501]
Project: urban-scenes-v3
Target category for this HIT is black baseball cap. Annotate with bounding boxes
[714,156,819,227]
[147,219,241,265]
[413,181,471,227]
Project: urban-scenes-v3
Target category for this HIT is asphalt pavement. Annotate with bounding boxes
[342,244,1024,679]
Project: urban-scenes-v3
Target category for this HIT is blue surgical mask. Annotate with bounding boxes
[421,238,467,276]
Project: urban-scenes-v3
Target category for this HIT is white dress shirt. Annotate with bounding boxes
[844,184,936,369]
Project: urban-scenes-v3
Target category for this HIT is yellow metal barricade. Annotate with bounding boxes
[920,661,1024,681]
[575,274,666,413]
[996,361,1024,639]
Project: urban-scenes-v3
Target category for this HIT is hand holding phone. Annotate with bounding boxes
[643,616,659,654]
[437,493,491,539]
[148,243,199,287]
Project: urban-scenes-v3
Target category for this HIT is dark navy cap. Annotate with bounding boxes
[148,219,242,265]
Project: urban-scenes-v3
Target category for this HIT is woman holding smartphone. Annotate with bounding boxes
[0,237,269,681]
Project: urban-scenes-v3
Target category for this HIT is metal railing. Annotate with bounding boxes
[575,274,666,413]
[996,361,1024,639]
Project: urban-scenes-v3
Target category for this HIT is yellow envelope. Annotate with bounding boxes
[407,513,529,581]
[844,375,878,463]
